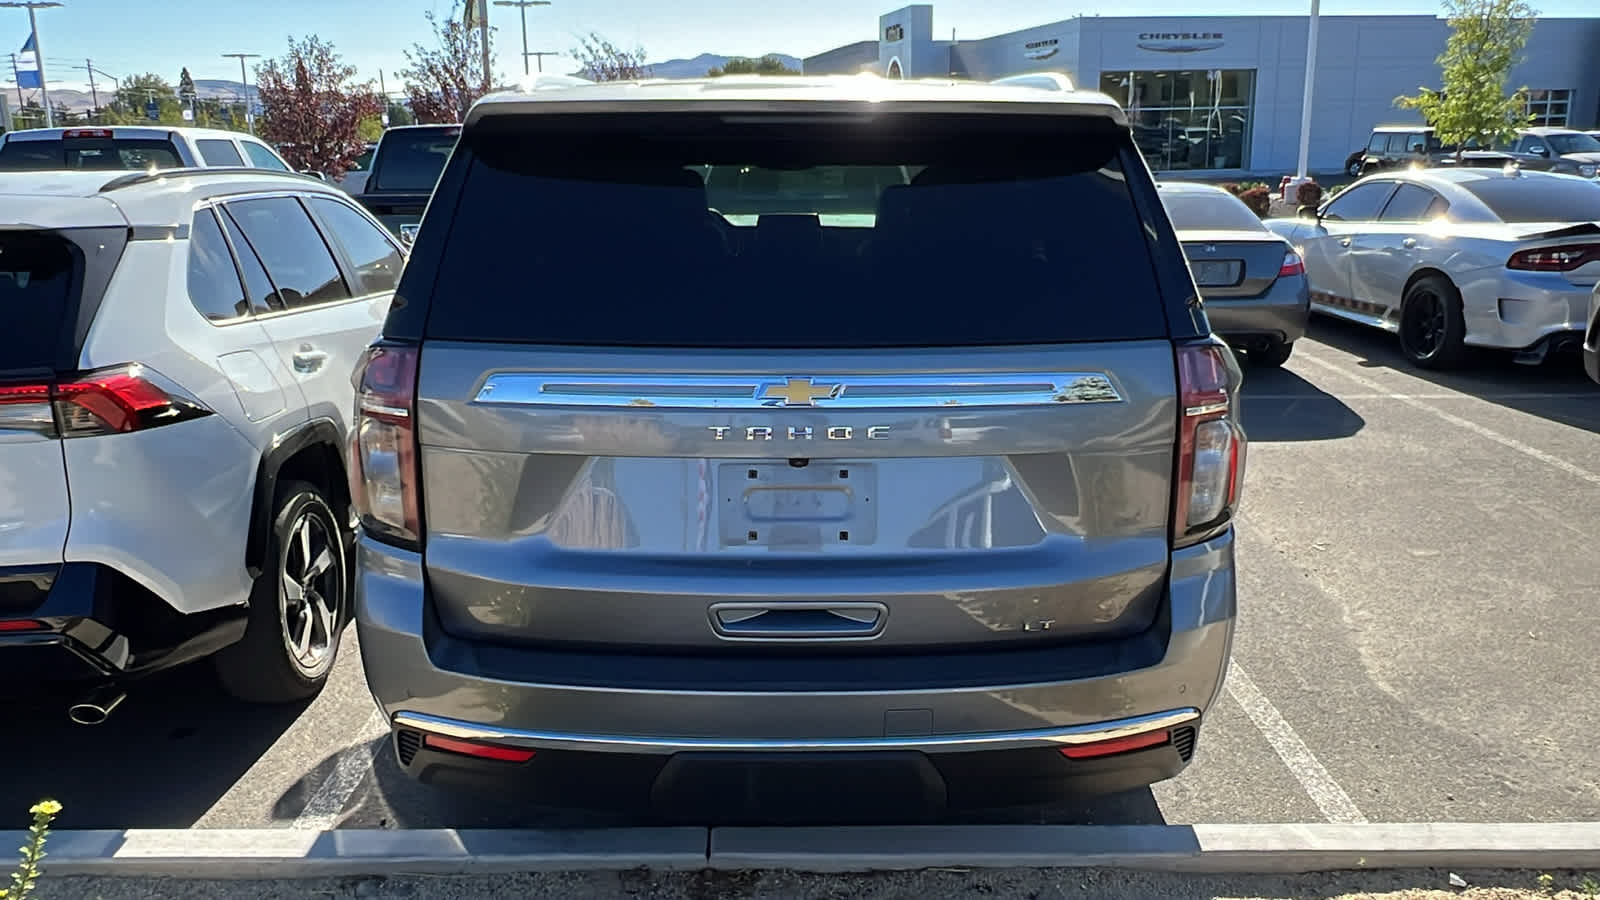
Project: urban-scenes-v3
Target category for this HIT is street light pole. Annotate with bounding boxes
[1,1,64,128]
[1294,0,1322,183]
[526,51,557,73]
[222,52,260,133]
[493,0,551,78]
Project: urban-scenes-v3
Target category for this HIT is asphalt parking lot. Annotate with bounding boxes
[6,314,1597,833]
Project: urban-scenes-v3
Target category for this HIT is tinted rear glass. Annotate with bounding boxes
[0,233,77,371]
[1161,191,1266,232]
[424,113,1166,348]
[0,138,182,171]
[368,129,458,192]
[1463,177,1600,223]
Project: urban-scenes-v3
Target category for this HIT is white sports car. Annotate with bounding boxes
[1265,167,1600,368]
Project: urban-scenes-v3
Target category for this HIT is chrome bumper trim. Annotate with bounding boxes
[390,707,1201,755]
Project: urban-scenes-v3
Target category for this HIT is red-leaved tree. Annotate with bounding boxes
[400,1,495,124]
[256,36,381,175]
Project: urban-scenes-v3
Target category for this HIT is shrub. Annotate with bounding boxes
[1295,180,1324,208]
[1219,182,1243,196]
[1238,185,1272,218]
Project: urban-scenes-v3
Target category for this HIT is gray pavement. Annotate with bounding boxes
[5,314,1597,832]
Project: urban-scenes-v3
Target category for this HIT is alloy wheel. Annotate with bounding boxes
[1401,290,1447,360]
[278,510,341,675]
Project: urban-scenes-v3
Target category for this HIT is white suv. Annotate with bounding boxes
[0,168,403,721]
[0,126,295,173]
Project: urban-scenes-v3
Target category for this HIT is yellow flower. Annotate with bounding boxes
[28,800,61,817]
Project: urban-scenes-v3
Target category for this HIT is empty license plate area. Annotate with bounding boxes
[719,462,878,547]
[1192,259,1243,287]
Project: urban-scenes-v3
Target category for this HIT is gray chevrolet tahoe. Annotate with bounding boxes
[350,75,1246,822]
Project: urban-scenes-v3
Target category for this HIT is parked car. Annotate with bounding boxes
[352,75,1247,819]
[0,168,404,720]
[1437,128,1600,179]
[1343,149,1367,178]
[1265,167,1600,369]
[0,126,293,173]
[335,142,379,196]
[1356,125,1454,175]
[1159,181,1311,367]
[353,125,461,239]
[1585,282,1599,384]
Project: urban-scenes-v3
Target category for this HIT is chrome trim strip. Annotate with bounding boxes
[473,372,1124,409]
[391,707,1200,754]
[1184,401,1230,417]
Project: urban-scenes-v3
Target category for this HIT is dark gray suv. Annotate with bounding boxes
[349,76,1246,821]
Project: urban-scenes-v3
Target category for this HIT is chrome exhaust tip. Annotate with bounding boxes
[68,685,127,726]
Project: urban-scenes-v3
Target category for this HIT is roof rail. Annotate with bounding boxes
[990,72,1074,92]
[98,166,330,193]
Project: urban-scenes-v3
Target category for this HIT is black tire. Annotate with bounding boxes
[1250,340,1294,368]
[215,480,348,703]
[1398,274,1468,369]
[1345,155,1364,178]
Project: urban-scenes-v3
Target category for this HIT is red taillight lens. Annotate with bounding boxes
[350,343,422,547]
[62,129,114,139]
[0,619,48,633]
[1174,342,1246,548]
[1060,729,1171,760]
[1507,243,1600,272]
[1,368,208,437]
[422,734,536,763]
[1278,250,1305,277]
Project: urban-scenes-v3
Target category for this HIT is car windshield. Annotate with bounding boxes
[1462,176,1600,223]
[1160,190,1268,232]
[1546,133,1600,154]
[0,138,182,171]
[368,129,458,191]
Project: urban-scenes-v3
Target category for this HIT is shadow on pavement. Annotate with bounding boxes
[0,665,307,829]
[1307,316,1599,434]
[1236,359,1366,442]
[338,744,1167,829]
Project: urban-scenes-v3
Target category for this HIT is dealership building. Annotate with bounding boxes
[803,6,1600,176]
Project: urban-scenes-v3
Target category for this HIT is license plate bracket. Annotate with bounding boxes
[718,462,878,548]
[1193,259,1243,286]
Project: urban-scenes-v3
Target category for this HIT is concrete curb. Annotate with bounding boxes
[7,824,1600,879]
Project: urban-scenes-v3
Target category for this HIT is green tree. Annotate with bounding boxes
[1395,0,1538,158]
[108,73,185,125]
[385,100,414,127]
[707,54,797,77]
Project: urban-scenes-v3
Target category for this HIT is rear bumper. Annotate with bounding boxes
[1203,276,1311,345]
[1464,275,1594,351]
[0,562,247,683]
[353,529,1236,804]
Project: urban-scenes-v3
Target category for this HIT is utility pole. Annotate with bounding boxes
[221,52,260,133]
[493,0,551,77]
[1,1,64,128]
[82,57,96,109]
[525,51,556,73]
[9,54,25,123]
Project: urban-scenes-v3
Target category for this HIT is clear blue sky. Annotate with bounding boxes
[5,0,1593,95]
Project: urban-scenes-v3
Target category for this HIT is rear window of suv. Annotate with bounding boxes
[367,128,459,192]
[0,138,182,171]
[424,112,1168,348]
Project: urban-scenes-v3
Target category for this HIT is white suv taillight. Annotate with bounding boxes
[0,365,211,438]
[1173,341,1246,548]
[349,342,421,547]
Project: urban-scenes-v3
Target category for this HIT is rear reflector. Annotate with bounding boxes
[1278,250,1305,277]
[0,619,47,633]
[422,734,536,763]
[1060,729,1171,760]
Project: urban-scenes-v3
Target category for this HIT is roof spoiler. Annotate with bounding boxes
[990,72,1074,92]
[1515,221,1600,241]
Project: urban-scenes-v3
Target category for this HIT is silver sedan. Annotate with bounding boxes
[1265,167,1600,369]
[1159,181,1311,367]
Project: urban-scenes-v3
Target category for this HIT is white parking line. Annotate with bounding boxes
[1226,661,1368,825]
[1296,353,1600,487]
[288,708,389,831]
[1251,392,1594,401]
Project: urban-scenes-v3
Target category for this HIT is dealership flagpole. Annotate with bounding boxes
[1294,0,1321,181]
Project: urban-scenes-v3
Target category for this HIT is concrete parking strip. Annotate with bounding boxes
[1293,353,1600,486]
[10,824,1600,878]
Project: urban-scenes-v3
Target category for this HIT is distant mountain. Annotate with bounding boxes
[631,53,802,80]
[16,79,256,113]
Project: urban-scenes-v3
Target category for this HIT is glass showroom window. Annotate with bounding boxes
[1099,69,1256,171]
[1525,89,1572,127]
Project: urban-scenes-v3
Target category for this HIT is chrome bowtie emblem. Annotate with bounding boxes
[760,377,842,407]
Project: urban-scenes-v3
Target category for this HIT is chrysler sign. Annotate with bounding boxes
[1137,31,1224,53]
[1022,37,1060,60]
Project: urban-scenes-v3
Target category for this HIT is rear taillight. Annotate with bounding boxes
[61,129,114,139]
[349,342,422,548]
[1278,250,1305,277]
[1173,341,1246,548]
[1507,243,1600,272]
[0,366,209,438]
[0,619,48,633]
